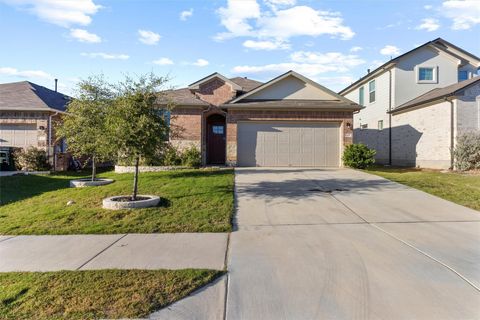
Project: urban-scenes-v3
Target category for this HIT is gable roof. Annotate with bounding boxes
[188,72,242,91]
[391,76,480,114]
[0,81,70,112]
[229,77,263,92]
[339,38,480,96]
[230,70,355,104]
[158,88,210,106]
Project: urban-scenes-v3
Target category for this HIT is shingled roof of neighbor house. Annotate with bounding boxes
[158,77,263,106]
[0,81,70,112]
[391,76,480,114]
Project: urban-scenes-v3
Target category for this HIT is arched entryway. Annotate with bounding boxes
[206,114,226,164]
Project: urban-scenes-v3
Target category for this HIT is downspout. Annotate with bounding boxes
[388,69,392,165]
[49,112,60,170]
[447,97,455,170]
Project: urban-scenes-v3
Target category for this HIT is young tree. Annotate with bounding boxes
[108,73,170,201]
[56,76,114,181]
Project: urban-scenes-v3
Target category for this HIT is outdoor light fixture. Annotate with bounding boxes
[39,126,45,130]
[346,122,351,129]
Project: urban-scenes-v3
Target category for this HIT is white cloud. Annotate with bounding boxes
[441,0,480,30]
[380,45,400,56]
[138,29,161,45]
[215,0,261,40]
[416,18,440,31]
[180,8,193,21]
[215,0,354,46]
[0,66,53,79]
[2,0,101,27]
[350,46,362,52]
[264,0,297,10]
[81,52,129,60]
[258,6,354,40]
[243,39,290,50]
[70,28,101,43]
[192,59,209,67]
[153,57,174,65]
[232,51,365,79]
[424,4,433,9]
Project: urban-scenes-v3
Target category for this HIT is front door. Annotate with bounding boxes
[207,115,226,164]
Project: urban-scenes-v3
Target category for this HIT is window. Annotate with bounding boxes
[378,120,383,130]
[359,86,364,106]
[458,70,469,82]
[156,109,171,139]
[212,125,224,135]
[360,124,368,130]
[417,66,437,83]
[368,80,375,103]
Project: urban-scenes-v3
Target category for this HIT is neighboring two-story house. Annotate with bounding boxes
[339,38,480,169]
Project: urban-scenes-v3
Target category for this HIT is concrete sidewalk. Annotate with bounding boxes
[0,233,228,271]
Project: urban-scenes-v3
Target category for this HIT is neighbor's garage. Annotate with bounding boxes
[0,124,38,148]
[237,122,340,167]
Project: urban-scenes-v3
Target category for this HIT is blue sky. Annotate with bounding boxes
[0,0,479,95]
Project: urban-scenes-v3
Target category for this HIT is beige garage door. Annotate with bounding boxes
[237,122,340,167]
[0,124,38,148]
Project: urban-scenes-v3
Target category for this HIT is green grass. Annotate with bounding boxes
[0,269,222,320]
[0,169,234,235]
[364,166,480,211]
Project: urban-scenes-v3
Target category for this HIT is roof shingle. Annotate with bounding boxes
[0,81,70,112]
[392,76,480,113]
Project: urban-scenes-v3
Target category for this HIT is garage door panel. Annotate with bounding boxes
[238,122,340,167]
[0,124,37,148]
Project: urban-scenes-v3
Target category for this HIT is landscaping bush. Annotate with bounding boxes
[181,145,201,168]
[13,147,50,171]
[162,144,182,166]
[454,131,480,171]
[342,143,376,169]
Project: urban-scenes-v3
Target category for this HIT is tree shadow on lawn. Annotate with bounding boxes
[0,169,109,206]
[166,168,233,179]
[0,174,72,205]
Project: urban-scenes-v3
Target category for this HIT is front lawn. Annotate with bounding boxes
[0,269,222,320]
[0,169,234,234]
[364,166,480,211]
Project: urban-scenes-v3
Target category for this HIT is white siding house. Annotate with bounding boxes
[340,38,480,169]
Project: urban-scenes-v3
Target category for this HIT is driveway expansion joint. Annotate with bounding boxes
[0,236,16,243]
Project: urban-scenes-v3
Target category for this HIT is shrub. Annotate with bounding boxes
[13,147,51,171]
[342,143,376,169]
[162,144,182,166]
[454,131,480,171]
[181,145,201,168]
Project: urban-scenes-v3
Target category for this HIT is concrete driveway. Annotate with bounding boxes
[227,168,480,320]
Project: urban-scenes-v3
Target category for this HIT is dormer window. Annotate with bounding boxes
[417,66,437,83]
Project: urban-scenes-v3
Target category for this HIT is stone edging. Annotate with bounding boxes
[70,178,115,188]
[102,195,160,210]
[114,165,190,173]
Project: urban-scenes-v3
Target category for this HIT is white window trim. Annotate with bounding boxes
[368,80,376,104]
[416,65,438,84]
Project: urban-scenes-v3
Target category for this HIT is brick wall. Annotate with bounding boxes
[196,79,236,106]
[225,109,353,165]
[170,107,203,151]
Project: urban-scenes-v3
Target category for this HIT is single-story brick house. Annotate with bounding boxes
[160,71,361,167]
[0,81,70,169]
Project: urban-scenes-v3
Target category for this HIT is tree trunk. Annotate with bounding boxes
[91,156,96,181]
[132,156,139,201]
